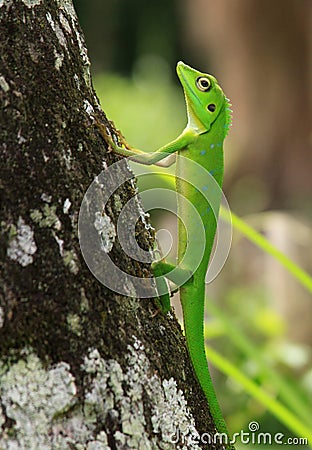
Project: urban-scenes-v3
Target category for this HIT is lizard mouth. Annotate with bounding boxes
[177,62,202,107]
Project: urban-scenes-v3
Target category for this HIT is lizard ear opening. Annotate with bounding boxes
[207,104,216,112]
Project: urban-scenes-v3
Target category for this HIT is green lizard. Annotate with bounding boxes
[96,61,233,447]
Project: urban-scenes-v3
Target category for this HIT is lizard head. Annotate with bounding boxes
[176,61,231,137]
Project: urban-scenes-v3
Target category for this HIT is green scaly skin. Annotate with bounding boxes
[96,61,233,449]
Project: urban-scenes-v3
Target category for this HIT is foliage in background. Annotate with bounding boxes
[94,57,185,149]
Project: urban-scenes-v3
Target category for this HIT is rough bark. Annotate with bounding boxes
[0,1,223,448]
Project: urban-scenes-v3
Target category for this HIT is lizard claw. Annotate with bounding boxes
[94,116,117,152]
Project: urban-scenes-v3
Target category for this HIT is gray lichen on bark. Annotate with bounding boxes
[0,340,201,449]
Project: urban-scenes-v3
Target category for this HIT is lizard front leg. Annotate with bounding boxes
[94,116,195,166]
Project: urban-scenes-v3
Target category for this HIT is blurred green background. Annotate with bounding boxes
[74,0,312,447]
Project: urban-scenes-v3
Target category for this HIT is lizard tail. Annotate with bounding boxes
[180,281,234,449]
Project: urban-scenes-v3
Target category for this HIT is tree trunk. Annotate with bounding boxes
[0,1,223,448]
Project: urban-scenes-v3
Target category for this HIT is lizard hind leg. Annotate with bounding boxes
[152,260,193,313]
[152,262,171,314]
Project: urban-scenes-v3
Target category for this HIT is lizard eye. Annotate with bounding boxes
[207,103,216,112]
[196,76,211,92]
